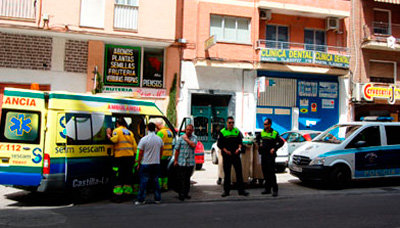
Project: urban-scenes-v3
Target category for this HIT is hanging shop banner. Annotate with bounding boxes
[142,49,164,88]
[363,83,400,105]
[259,49,350,68]
[104,44,141,87]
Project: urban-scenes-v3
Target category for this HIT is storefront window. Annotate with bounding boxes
[142,48,164,88]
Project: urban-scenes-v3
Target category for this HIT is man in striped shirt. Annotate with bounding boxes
[174,124,197,201]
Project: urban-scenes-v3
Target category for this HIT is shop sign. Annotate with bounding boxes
[102,86,167,98]
[142,49,164,89]
[259,49,350,68]
[104,45,141,87]
[363,83,400,105]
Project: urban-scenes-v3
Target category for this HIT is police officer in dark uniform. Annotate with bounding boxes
[256,118,284,197]
[217,116,249,197]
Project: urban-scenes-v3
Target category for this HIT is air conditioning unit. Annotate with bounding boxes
[326,17,339,31]
[260,9,272,21]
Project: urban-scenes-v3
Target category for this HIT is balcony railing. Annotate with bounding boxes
[364,21,400,42]
[257,40,349,55]
[257,40,350,68]
[0,0,36,20]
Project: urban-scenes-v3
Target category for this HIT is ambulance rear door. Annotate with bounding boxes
[64,112,114,190]
[0,89,46,187]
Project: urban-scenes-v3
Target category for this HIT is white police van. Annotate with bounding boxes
[289,118,400,188]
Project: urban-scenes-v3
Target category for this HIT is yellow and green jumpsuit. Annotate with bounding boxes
[110,126,137,199]
[157,127,174,191]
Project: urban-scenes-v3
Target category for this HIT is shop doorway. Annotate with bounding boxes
[191,94,230,150]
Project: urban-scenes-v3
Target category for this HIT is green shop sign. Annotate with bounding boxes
[260,49,349,68]
[104,44,141,87]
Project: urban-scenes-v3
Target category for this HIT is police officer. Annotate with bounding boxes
[107,117,137,203]
[155,119,174,191]
[255,118,284,197]
[217,116,249,197]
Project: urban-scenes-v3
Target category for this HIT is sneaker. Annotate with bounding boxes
[216,178,222,185]
[272,191,278,197]
[134,201,144,205]
[238,191,249,196]
[261,190,271,195]
[221,192,230,197]
[155,200,161,204]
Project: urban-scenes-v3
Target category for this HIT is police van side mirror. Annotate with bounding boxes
[354,141,367,148]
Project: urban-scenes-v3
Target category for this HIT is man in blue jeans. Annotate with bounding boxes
[135,122,164,205]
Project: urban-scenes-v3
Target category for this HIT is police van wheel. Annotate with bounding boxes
[330,165,351,189]
[195,164,203,170]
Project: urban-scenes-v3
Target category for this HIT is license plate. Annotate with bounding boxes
[291,165,302,172]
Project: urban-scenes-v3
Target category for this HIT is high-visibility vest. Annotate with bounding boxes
[157,127,174,157]
[110,126,137,157]
[261,129,278,140]
[220,127,240,137]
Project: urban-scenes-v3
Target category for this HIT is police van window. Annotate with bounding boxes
[281,132,290,141]
[347,126,381,149]
[385,126,400,145]
[0,109,40,144]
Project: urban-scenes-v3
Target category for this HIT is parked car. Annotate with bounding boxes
[280,130,322,156]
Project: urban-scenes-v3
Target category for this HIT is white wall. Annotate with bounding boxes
[178,61,257,131]
[339,77,350,123]
[0,68,87,92]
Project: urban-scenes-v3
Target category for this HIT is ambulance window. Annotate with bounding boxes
[0,109,40,144]
[66,113,113,145]
[347,126,381,148]
[385,126,400,145]
[66,114,92,144]
[92,114,113,144]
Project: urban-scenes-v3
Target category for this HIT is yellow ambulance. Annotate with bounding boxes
[0,88,176,193]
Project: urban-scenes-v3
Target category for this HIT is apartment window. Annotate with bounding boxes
[373,9,391,35]
[210,15,251,44]
[369,60,396,83]
[0,0,36,19]
[304,29,326,52]
[80,0,105,28]
[266,25,289,49]
[114,0,139,30]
